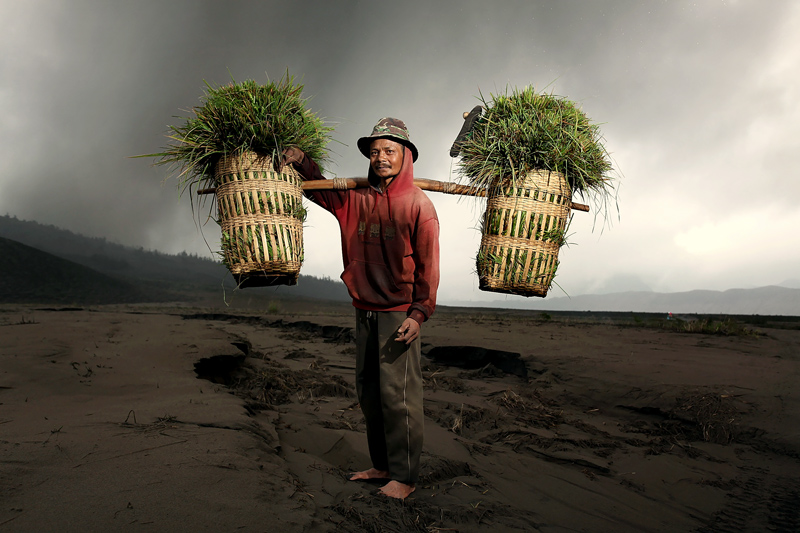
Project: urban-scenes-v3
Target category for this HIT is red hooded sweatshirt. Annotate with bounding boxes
[294,147,439,324]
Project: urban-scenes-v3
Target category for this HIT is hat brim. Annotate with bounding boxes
[357,135,418,162]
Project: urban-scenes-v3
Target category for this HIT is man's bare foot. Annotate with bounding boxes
[379,480,415,499]
[349,468,390,481]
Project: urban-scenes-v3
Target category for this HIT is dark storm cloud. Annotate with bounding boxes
[1,0,363,248]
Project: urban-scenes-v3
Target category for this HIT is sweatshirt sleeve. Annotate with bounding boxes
[292,156,347,214]
[408,213,440,324]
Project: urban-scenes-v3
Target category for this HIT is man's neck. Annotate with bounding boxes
[379,176,394,193]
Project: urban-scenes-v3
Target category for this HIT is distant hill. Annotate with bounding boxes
[778,278,800,289]
[0,214,231,289]
[460,286,800,316]
[0,215,349,304]
[0,237,155,305]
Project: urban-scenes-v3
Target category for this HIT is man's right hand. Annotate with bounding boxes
[395,318,420,345]
[281,147,305,168]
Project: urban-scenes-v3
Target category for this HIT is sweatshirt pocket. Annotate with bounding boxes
[340,260,410,307]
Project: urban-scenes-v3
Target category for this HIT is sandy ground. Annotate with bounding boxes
[1,303,799,532]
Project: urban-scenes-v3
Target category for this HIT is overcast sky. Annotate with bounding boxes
[2,0,798,305]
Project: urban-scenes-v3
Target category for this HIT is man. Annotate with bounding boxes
[283,118,439,499]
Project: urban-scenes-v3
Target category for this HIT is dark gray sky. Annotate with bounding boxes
[2,0,798,303]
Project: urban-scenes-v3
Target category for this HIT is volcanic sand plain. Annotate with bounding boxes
[1,301,799,532]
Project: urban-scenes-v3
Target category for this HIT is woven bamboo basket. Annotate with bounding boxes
[215,151,304,287]
[477,170,571,297]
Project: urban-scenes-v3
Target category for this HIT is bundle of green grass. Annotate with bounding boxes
[457,86,614,197]
[147,74,333,287]
[150,74,332,191]
[456,86,616,297]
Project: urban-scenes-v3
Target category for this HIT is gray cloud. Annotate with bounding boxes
[2,0,798,302]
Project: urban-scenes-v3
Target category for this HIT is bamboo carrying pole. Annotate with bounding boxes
[198,178,590,212]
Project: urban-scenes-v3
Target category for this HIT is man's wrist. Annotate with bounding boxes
[407,310,425,325]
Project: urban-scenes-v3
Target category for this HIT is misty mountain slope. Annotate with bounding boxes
[0,237,155,304]
[0,214,227,286]
[0,215,350,302]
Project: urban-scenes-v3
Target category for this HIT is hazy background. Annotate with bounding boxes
[2,0,798,306]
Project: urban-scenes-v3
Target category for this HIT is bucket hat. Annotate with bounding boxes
[357,117,418,162]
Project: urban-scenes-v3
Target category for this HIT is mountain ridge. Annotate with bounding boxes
[0,236,156,304]
[0,215,349,304]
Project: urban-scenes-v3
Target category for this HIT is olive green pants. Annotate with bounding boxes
[354,309,423,484]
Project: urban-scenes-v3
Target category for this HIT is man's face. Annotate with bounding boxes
[369,139,404,180]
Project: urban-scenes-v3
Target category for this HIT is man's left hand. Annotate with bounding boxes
[395,318,420,344]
